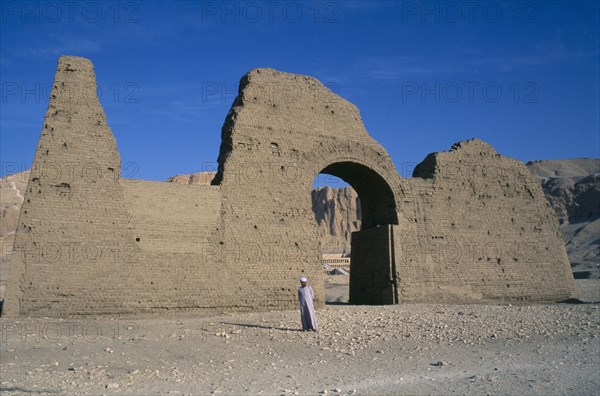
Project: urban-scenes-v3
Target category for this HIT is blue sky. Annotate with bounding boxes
[1,0,598,185]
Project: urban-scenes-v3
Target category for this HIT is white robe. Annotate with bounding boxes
[298,285,317,331]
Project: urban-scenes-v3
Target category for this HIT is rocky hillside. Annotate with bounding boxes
[0,171,28,240]
[0,170,29,297]
[311,186,361,253]
[526,159,599,222]
[526,159,599,277]
[166,172,216,185]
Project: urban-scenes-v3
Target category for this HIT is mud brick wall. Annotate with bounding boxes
[212,68,405,311]
[2,57,576,317]
[394,140,576,302]
[3,57,141,316]
[120,179,221,253]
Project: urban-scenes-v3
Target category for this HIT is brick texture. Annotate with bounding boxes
[1,57,575,317]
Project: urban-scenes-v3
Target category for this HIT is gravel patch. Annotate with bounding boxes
[1,302,598,395]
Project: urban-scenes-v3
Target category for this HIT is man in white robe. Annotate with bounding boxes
[298,277,317,331]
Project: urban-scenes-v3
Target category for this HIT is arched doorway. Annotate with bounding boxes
[316,161,399,305]
[312,173,357,304]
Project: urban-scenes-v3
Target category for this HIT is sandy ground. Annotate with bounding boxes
[0,278,598,395]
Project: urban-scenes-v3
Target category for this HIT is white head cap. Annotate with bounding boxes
[299,277,308,282]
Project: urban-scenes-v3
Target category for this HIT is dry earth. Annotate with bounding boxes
[1,277,598,396]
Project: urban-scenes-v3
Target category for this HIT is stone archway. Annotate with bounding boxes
[318,161,399,305]
[320,161,398,229]
[210,67,407,310]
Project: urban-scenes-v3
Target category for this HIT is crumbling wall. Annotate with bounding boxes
[2,56,576,317]
[395,139,576,302]
[2,57,141,316]
[2,57,265,317]
[212,68,403,311]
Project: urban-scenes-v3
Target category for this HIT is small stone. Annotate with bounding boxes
[106,383,120,389]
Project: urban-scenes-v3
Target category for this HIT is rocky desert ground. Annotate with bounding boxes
[0,275,599,395]
[1,296,598,395]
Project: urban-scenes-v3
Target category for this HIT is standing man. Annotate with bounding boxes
[298,276,317,331]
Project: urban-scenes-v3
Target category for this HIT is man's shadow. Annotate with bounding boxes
[325,301,349,305]
[219,322,302,332]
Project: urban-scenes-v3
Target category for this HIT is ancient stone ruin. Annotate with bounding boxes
[2,56,576,317]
